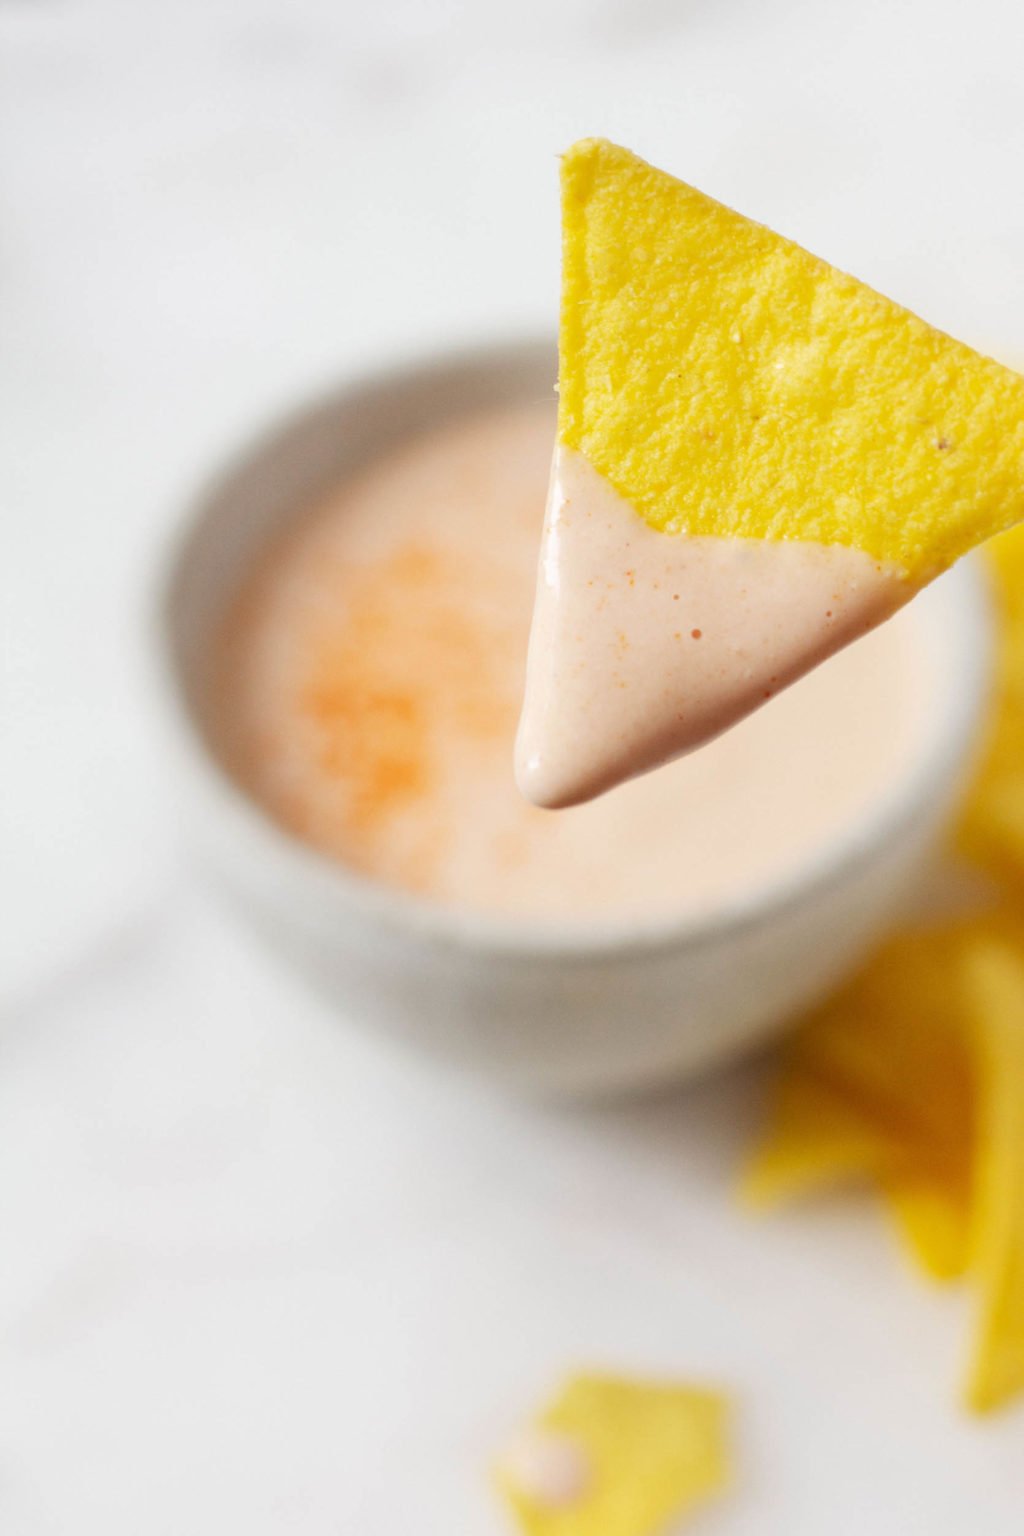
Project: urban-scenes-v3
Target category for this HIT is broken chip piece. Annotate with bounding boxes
[495,1372,730,1535]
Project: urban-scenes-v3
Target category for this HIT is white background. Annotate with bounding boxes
[4,0,1024,1529]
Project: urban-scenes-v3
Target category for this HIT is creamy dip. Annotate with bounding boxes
[208,402,927,923]
[516,447,909,809]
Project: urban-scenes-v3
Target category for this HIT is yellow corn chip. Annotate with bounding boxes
[883,1169,975,1285]
[560,138,1024,578]
[741,1068,888,1206]
[962,937,1024,1413]
[959,524,1024,884]
[495,1372,729,1536]
[743,928,975,1280]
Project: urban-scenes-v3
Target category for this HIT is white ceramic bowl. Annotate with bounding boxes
[154,337,992,1097]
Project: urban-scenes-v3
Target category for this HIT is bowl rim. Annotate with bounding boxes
[152,333,994,963]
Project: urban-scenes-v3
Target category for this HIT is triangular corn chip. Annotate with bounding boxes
[962,937,1024,1412]
[743,927,976,1281]
[557,140,1024,572]
[518,139,1024,806]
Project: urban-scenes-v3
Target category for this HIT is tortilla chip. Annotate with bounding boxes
[962,937,1024,1412]
[495,1372,730,1536]
[883,1168,974,1284]
[743,927,975,1280]
[959,524,1024,885]
[559,138,1024,578]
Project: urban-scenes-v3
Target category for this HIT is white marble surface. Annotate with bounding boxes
[4,0,1024,1529]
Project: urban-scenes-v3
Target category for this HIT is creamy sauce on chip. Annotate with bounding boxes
[516,446,910,808]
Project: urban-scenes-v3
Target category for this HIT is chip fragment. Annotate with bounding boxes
[560,138,1024,578]
[495,1372,730,1536]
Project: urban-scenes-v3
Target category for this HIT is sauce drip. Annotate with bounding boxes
[516,446,910,809]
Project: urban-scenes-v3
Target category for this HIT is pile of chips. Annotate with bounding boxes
[746,526,1024,1413]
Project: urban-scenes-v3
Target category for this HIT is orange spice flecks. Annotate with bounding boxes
[281,540,522,885]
